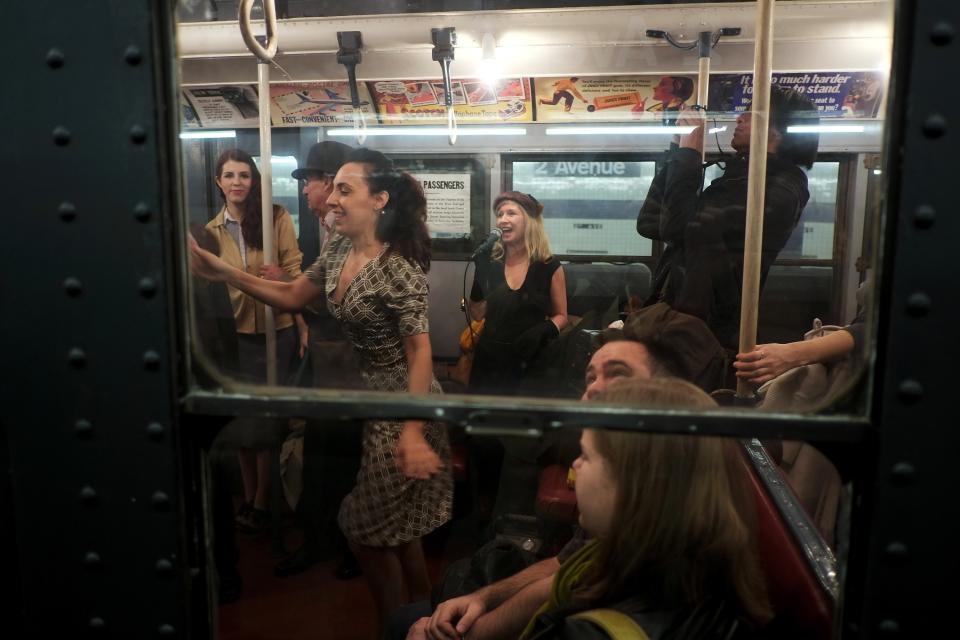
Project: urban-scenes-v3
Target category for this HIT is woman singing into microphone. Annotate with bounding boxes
[467,191,568,395]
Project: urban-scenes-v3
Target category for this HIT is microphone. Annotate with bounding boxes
[469,228,502,259]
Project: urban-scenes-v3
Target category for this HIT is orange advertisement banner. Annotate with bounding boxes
[534,75,698,123]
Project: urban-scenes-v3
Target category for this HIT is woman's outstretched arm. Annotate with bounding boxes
[189,234,321,312]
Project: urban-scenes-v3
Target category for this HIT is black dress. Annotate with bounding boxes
[468,255,561,395]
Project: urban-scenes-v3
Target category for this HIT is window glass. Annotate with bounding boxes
[704,160,840,260]
[253,156,301,237]
[510,160,656,257]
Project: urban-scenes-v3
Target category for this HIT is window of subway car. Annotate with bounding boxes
[180,0,887,420]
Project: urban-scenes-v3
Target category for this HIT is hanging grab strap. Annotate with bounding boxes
[239,0,279,63]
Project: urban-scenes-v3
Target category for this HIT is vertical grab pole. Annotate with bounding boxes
[240,0,279,385]
[736,0,775,399]
[258,60,277,386]
[697,31,712,163]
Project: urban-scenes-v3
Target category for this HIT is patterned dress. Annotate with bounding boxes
[304,234,453,547]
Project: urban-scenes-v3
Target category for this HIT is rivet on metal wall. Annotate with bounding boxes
[63,277,83,297]
[158,624,176,636]
[46,48,65,68]
[79,486,98,506]
[884,541,909,563]
[68,348,87,368]
[890,462,916,485]
[878,619,900,634]
[922,114,947,139]
[155,558,174,575]
[144,350,161,370]
[130,125,148,144]
[89,617,105,629]
[52,126,71,146]
[83,551,102,569]
[913,205,935,229]
[931,21,955,46]
[134,202,152,222]
[124,45,143,65]
[905,292,931,316]
[147,422,165,440]
[75,419,93,438]
[898,379,923,403]
[152,491,170,510]
[58,201,77,222]
[139,277,158,298]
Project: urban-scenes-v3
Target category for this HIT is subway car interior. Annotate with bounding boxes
[3,1,958,639]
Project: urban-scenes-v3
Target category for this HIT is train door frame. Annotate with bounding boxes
[3,0,959,638]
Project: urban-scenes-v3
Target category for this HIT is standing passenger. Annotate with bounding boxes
[274,141,364,580]
[468,192,568,395]
[637,86,819,350]
[206,149,309,533]
[189,148,453,637]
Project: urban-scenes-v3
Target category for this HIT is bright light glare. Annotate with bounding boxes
[708,126,727,134]
[479,57,499,87]
[327,126,526,137]
[545,126,695,136]
[179,130,237,139]
[787,125,865,133]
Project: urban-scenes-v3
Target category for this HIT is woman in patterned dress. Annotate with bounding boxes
[189,148,453,636]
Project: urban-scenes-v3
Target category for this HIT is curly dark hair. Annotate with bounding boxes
[213,149,276,251]
[346,147,431,273]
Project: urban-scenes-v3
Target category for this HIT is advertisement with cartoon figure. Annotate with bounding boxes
[534,75,697,123]
[182,85,261,127]
[369,78,533,124]
[269,82,376,126]
[707,71,884,117]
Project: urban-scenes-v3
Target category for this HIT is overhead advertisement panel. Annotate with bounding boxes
[368,78,533,125]
[269,81,377,127]
[707,71,885,117]
[533,75,698,123]
[181,85,261,128]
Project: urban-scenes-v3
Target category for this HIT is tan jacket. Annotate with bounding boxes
[206,205,303,334]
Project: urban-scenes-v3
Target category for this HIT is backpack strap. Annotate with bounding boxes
[569,608,651,640]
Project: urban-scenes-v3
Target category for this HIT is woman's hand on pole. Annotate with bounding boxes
[733,343,798,384]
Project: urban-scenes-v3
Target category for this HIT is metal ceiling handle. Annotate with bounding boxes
[431,27,457,145]
[337,31,367,145]
[446,105,458,145]
[353,106,368,145]
[239,0,278,63]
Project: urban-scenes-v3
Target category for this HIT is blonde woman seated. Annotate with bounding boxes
[519,378,772,640]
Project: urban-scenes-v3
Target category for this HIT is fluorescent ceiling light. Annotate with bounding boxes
[327,126,526,137]
[545,126,695,136]
[787,125,865,134]
[708,126,727,134]
[179,130,237,139]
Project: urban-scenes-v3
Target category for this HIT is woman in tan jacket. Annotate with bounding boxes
[206,148,308,533]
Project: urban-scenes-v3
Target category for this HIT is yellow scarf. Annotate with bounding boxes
[519,539,600,640]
